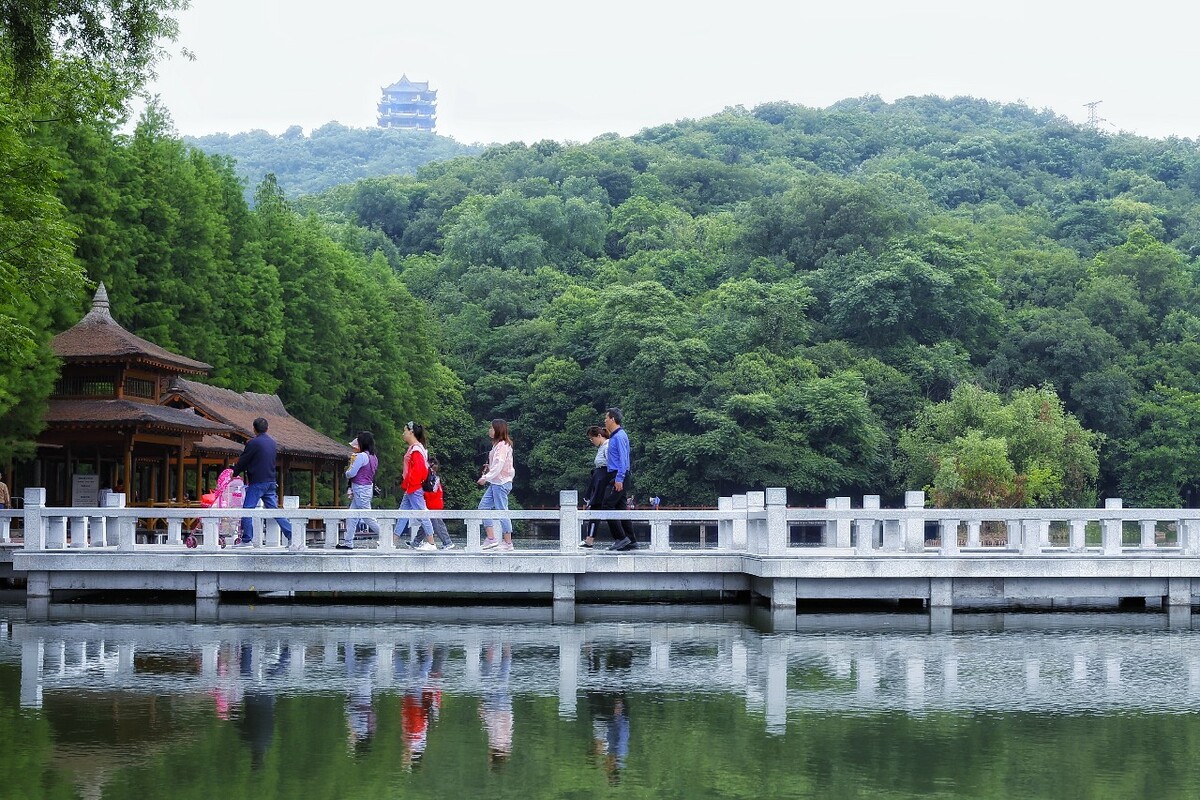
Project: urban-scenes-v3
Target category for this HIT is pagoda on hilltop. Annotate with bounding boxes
[377,74,437,132]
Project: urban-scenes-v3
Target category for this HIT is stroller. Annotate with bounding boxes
[186,468,244,548]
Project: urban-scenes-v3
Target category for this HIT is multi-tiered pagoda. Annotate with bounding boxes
[377,74,437,132]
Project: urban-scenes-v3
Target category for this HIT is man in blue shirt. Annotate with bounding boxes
[602,407,637,551]
[230,417,295,548]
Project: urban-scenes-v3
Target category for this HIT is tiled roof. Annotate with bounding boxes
[383,74,432,92]
[193,434,244,456]
[52,284,211,374]
[45,399,233,434]
[167,378,350,461]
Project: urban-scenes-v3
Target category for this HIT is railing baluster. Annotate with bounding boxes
[940,518,960,556]
[1140,519,1157,550]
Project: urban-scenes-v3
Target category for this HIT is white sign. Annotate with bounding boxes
[72,474,100,507]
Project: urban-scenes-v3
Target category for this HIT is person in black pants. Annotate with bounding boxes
[601,408,636,551]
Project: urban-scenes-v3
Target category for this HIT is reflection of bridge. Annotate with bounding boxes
[10,488,1200,611]
[5,605,1200,732]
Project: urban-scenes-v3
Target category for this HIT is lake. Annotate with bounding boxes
[2,602,1198,799]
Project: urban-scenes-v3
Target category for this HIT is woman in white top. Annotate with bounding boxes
[580,425,610,548]
[477,418,515,551]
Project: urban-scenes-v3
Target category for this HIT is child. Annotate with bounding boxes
[416,456,455,550]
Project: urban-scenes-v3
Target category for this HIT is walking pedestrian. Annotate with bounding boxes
[399,422,436,550]
[580,425,610,548]
[341,431,381,550]
[477,418,515,551]
[414,455,455,550]
[601,408,636,551]
[230,417,295,549]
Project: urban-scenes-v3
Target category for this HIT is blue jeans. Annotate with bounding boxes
[400,490,434,543]
[345,483,380,546]
[478,481,512,535]
[240,481,293,543]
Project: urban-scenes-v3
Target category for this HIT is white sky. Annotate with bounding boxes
[141,0,1200,145]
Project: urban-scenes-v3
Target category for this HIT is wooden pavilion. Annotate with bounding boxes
[25,284,348,508]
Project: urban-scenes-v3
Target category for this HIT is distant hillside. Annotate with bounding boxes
[185,123,484,197]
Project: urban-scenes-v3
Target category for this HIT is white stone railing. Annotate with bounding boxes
[13,486,1200,557]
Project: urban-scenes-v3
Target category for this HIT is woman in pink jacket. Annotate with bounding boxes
[477,418,515,551]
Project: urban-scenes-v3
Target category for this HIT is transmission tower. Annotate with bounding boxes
[1083,100,1106,129]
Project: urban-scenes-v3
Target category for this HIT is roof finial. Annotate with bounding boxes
[87,282,114,322]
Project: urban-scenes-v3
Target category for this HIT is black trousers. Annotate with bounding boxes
[600,472,635,542]
[583,466,609,539]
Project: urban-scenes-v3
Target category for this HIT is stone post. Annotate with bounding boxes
[717,497,733,550]
[101,492,125,550]
[903,491,926,553]
[559,490,579,553]
[765,488,788,556]
[1021,519,1043,556]
[283,496,302,550]
[21,489,45,551]
[731,494,748,551]
[833,496,851,548]
[1068,518,1087,553]
[746,491,765,553]
[1102,499,1123,556]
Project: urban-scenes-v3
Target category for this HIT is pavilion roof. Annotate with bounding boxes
[166,378,350,462]
[52,284,212,374]
[44,399,234,435]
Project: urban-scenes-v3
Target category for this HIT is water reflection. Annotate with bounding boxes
[4,605,1200,798]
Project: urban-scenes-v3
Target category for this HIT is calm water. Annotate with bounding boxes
[3,603,1200,799]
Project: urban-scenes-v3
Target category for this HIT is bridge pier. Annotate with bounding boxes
[753,577,797,611]
[196,573,219,603]
[552,574,575,603]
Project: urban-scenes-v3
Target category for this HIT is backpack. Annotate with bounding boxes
[422,469,438,493]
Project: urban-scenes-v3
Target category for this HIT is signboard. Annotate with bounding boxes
[72,474,100,507]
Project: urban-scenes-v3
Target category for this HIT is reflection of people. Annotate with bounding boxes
[396,642,446,770]
[479,642,513,767]
[580,425,610,548]
[601,408,636,551]
[342,431,381,550]
[0,471,10,509]
[345,644,378,755]
[588,693,630,784]
[230,417,294,548]
[235,643,291,770]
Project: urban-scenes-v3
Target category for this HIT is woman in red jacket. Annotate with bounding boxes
[399,422,436,550]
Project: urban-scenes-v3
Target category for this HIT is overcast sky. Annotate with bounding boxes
[142,0,1200,145]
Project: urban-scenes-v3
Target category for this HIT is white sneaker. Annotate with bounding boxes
[499,540,514,552]
[231,538,254,548]
[287,539,303,551]
[481,538,500,550]
[415,541,438,551]
[438,542,457,550]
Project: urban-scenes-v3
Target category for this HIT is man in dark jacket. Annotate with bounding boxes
[231,417,295,548]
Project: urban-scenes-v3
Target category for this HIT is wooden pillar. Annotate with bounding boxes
[194,453,203,500]
[176,437,185,503]
[310,468,317,508]
[123,436,133,499]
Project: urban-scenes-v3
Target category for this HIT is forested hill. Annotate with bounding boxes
[185,123,484,198]
[295,95,1200,507]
